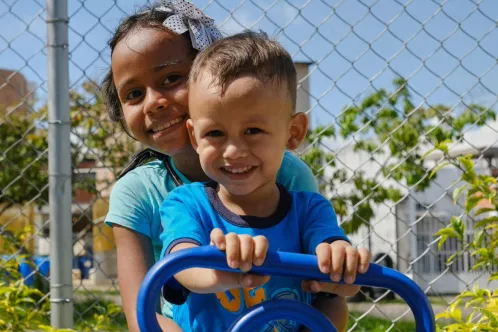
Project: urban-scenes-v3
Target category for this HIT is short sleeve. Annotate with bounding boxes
[159,185,209,258]
[277,151,319,193]
[105,173,152,237]
[159,185,210,305]
[300,193,349,255]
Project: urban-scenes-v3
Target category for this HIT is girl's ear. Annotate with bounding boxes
[286,112,309,150]
[186,119,199,152]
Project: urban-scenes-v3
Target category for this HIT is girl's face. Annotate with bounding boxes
[112,27,194,156]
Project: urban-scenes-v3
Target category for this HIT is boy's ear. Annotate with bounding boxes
[286,112,309,151]
[186,119,199,152]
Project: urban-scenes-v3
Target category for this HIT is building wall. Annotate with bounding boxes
[0,203,35,254]
[322,141,497,293]
[0,69,30,116]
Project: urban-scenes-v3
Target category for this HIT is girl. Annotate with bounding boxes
[101,1,361,331]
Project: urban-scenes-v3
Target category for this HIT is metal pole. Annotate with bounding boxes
[46,0,73,328]
[408,194,419,284]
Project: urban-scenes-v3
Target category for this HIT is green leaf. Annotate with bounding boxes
[475,216,498,229]
[450,216,465,240]
[452,185,468,203]
[435,311,454,321]
[480,308,498,325]
[466,195,482,214]
[471,248,489,257]
[489,272,498,282]
[438,235,448,251]
[475,207,496,217]
[447,252,458,264]
[422,147,437,160]
[471,261,488,271]
[430,162,450,178]
[435,227,459,238]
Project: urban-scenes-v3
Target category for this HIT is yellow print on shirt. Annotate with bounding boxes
[215,286,267,313]
[216,287,301,331]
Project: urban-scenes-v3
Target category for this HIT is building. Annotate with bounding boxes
[0,69,32,117]
[323,137,498,295]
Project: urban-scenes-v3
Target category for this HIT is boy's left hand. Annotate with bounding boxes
[302,240,370,297]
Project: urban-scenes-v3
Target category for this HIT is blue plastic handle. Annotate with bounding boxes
[228,299,337,331]
[137,246,435,332]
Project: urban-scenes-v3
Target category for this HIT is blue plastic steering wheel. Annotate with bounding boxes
[137,246,435,331]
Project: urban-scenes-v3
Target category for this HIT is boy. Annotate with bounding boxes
[160,31,370,331]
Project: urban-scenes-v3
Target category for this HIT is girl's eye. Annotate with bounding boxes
[205,130,224,137]
[245,128,263,135]
[125,90,143,101]
[162,74,182,85]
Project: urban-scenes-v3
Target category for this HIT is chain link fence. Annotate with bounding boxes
[1,0,497,330]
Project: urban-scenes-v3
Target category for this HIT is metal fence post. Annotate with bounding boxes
[46,0,73,328]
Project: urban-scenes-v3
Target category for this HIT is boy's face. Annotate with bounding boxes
[188,73,308,196]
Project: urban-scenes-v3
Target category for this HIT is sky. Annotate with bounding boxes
[1,0,498,145]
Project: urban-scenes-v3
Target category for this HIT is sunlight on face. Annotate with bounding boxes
[112,28,193,156]
[188,74,295,196]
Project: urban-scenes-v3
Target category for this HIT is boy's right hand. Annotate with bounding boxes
[209,228,270,289]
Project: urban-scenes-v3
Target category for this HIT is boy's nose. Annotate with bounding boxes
[223,140,249,159]
[144,88,169,114]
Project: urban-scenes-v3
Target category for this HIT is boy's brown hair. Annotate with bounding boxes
[189,30,297,111]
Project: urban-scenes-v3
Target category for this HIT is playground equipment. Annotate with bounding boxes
[137,246,435,331]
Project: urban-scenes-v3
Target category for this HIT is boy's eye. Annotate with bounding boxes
[245,128,263,135]
[125,90,143,101]
[205,130,224,137]
[162,75,182,85]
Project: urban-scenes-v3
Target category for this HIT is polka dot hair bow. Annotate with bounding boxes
[157,0,223,51]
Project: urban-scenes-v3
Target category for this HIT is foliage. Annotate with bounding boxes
[0,81,137,215]
[73,299,127,331]
[347,311,416,331]
[0,112,48,215]
[427,148,498,331]
[0,276,50,331]
[0,230,50,331]
[0,227,126,331]
[302,77,496,233]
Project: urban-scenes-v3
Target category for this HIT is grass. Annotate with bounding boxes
[74,298,127,331]
[74,288,121,297]
[348,312,416,331]
[353,293,454,307]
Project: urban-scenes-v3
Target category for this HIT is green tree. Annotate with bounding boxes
[0,81,137,218]
[0,82,133,330]
[0,112,48,216]
[428,151,498,331]
[302,77,496,233]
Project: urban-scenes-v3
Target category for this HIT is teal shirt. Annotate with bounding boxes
[105,151,318,316]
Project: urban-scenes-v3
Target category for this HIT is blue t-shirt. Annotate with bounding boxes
[160,182,348,332]
[105,151,318,317]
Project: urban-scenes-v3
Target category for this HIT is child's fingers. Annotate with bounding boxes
[330,245,345,282]
[239,235,254,272]
[210,228,226,250]
[252,235,268,266]
[239,274,270,288]
[344,246,358,284]
[225,232,240,269]
[315,243,331,274]
[301,280,322,293]
[358,248,371,273]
